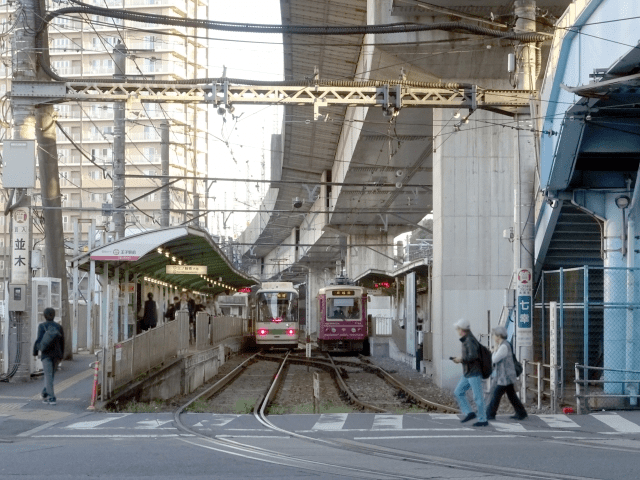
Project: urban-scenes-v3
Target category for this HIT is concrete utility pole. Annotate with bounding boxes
[113,41,127,239]
[514,0,537,369]
[160,121,170,227]
[35,0,71,360]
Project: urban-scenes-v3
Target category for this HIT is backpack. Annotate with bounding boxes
[39,323,62,354]
[478,342,493,379]
[508,341,523,377]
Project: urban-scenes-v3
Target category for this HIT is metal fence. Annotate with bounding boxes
[534,266,640,411]
[108,313,244,399]
[372,316,393,336]
[111,317,189,395]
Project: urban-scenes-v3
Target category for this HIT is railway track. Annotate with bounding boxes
[172,351,586,480]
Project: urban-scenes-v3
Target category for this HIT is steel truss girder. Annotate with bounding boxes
[10,81,533,112]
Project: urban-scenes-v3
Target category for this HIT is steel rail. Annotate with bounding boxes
[357,355,460,413]
[173,352,586,480]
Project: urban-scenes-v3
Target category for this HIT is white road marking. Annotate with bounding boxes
[216,435,290,439]
[592,414,640,433]
[372,415,403,430]
[491,422,527,432]
[311,413,348,430]
[354,435,517,440]
[297,428,472,433]
[430,414,460,420]
[136,420,174,429]
[65,414,131,429]
[35,434,193,438]
[208,415,240,427]
[538,414,580,428]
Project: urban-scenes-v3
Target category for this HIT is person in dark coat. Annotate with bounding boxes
[452,318,488,427]
[33,307,64,405]
[164,296,179,321]
[142,292,158,330]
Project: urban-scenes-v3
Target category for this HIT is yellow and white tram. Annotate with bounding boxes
[254,281,300,348]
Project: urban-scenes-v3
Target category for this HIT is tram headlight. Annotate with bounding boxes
[286,329,295,336]
[331,328,336,333]
[351,328,356,333]
[258,329,268,336]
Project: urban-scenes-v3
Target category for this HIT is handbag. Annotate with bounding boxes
[507,341,523,377]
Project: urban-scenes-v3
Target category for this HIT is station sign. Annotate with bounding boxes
[516,268,533,347]
[166,265,207,275]
[11,207,30,284]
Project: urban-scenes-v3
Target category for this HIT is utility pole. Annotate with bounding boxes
[193,194,200,227]
[513,0,537,377]
[113,41,127,239]
[160,121,170,227]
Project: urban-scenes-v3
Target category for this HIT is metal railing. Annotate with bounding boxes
[372,316,392,336]
[575,364,640,414]
[524,360,561,412]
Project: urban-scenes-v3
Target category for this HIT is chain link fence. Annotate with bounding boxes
[534,266,640,411]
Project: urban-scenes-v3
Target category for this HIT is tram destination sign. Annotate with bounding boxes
[166,265,207,275]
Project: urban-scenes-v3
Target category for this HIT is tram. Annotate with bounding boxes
[317,284,367,352]
[254,281,300,348]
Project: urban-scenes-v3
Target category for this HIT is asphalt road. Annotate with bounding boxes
[2,411,640,479]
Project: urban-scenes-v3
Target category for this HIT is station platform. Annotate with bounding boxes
[0,352,96,438]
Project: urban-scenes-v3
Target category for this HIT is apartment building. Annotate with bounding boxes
[0,0,211,270]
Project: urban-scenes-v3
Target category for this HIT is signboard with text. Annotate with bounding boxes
[516,268,533,347]
[11,207,30,284]
[166,265,207,275]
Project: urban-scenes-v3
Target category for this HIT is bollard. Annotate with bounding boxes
[87,359,100,410]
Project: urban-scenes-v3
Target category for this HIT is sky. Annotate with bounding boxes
[204,0,283,239]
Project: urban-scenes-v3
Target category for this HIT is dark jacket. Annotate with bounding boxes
[143,300,158,329]
[460,332,482,378]
[33,320,65,360]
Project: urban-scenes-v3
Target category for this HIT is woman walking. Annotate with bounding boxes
[486,325,527,421]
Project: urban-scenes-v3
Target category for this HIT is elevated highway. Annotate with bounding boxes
[238,0,572,389]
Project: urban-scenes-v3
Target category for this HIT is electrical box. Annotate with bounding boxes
[3,140,36,188]
[8,284,26,311]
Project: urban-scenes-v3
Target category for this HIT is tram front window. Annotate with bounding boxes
[327,298,361,320]
[258,292,298,323]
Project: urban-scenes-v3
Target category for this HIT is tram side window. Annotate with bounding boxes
[327,298,360,320]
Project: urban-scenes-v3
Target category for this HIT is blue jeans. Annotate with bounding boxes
[454,375,486,422]
[41,357,60,401]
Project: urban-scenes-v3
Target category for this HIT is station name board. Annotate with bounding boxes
[166,265,207,275]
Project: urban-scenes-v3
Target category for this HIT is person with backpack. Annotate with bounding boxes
[32,307,64,406]
[486,325,528,421]
[451,318,488,427]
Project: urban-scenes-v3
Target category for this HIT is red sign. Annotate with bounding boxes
[238,287,251,293]
[375,282,391,289]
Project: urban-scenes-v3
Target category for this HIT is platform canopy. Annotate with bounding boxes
[74,226,257,295]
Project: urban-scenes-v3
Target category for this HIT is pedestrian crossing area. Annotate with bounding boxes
[30,411,640,438]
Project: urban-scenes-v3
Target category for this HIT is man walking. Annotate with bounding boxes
[33,308,64,406]
[451,318,488,427]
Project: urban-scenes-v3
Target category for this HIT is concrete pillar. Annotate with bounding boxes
[306,268,324,340]
[346,233,393,280]
[603,194,626,394]
[626,218,640,393]
[431,108,515,389]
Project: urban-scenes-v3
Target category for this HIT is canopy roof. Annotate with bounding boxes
[74,226,257,295]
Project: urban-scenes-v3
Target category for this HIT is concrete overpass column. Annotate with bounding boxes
[346,233,394,281]
[431,108,515,389]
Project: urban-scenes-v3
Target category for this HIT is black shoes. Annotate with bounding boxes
[460,412,476,423]
[510,414,528,420]
[472,421,489,427]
